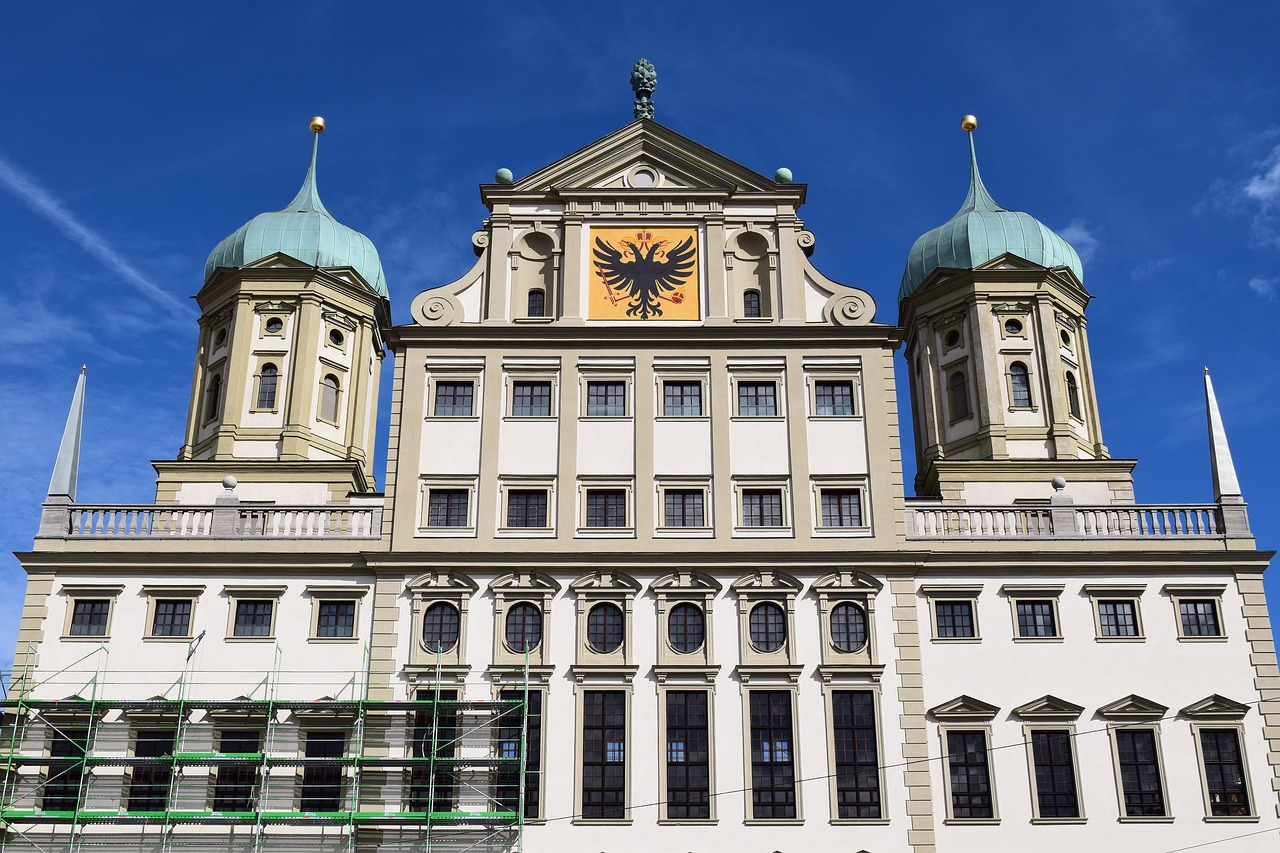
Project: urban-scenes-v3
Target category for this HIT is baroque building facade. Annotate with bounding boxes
[2,100,1278,853]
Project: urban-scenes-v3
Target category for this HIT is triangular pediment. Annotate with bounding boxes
[929,695,1000,721]
[1180,694,1250,719]
[1097,694,1168,719]
[975,252,1046,273]
[1012,695,1085,720]
[499,120,782,196]
[242,251,312,271]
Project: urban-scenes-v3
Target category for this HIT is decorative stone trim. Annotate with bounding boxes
[889,576,936,852]
[1234,571,1280,816]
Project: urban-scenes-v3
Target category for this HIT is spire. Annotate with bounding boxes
[47,366,86,500]
[959,115,1001,214]
[1203,368,1243,503]
[283,117,330,215]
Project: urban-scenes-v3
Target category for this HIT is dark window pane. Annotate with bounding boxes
[42,727,89,811]
[1116,729,1165,816]
[946,730,993,819]
[749,602,787,652]
[948,371,970,419]
[422,602,461,653]
[749,691,796,819]
[814,381,854,416]
[434,382,474,417]
[1098,600,1138,637]
[256,364,278,409]
[512,381,552,417]
[427,489,469,527]
[505,603,542,652]
[585,490,627,528]
[821,489,862,527]
[233,600,273,637]
[742,489,783,527]
[663,489,705,527]
[1016,600,1057,637]
[737,382,777,416]
[1010,362,1032,407]
[832,691,881,819]
[301,731,345,812]
[1180,600,1221,637]
[410,689,458,813]
[587,603,624,653]
[581,691,626,819]
[935,601,976,638]
[1066,372,1082,419]
[668,603,705,654]
[151,599,191,637]
[743,290,762,318]
[586,381,626,416]
[128,730,175,812]
[527,289,546,318]
[506,489,549,528]
[1031,730,1079,818]
[1200,729,1251,817]
[316,601,355,638]
[213,730,261,812]
[830,603,868,653]
[662,382,703,416]
[666,691,711,819]
[69,600,110,636]
[497,689,543,819]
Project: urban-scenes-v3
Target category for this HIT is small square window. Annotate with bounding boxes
[512,381,553,417]
[737,382,777,417]
[662,381,703,416]
[434,382,475,417]
[1098,600,1139,637]
[69,600,110,637]
[814,381,854,416]
[507,489,549,528]
[1016,601,1057,638]
[151,600,192,637]
[663,489,705,527]
[819,489,863,528]
[586,381,627,417]
[585,490,627,528]
[1179,600,1221,637]
[742,489,783,527]
[427,489,470,528]
[316,601,356,638]
[936,601,976,639]
[233,601,274,638]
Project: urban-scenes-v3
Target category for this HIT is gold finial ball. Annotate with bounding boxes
[961,115,978,132]
[310,116,326,134]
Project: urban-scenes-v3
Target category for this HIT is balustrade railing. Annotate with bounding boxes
[60,504,381,539]
[907,503,1224,539]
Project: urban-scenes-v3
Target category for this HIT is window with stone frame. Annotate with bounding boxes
[649,570,720,674]
[569,570,639,676]
[406,571,476,676]
[731,571,802,674]
[489,571,560,671]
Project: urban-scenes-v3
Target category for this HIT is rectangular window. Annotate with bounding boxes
[663,489,705,528]
[511,381,552,417]
[831,690,881,819]
[410,689,457,812]
[946,730,994,819]
[433,381,474,417]
[820,489,863,527]
[1016,601,1057,638]
[737,382,777,417]
[300,731,345,812]
[42,728,89,811]
[662,382,703,416]
[1179,600,1221,637]
[69,600,109,636]
[316,601,356,638]
[150,600,192,637]
[498,688,542,819]
[213,730,261,812]
[814,380,854,416]
[586,381,626,416]
[1098,600,1139,637]
[585,490,627,528]
[742,489,783,527]
[936,601,976,639]
[233,600,274,638]
[506,489,549,528]
[1199,729,1251,817]
[749,691,796,819]
[427,489,470,528]
[581,690,626,820]
[128,729,175,812]
[665,691,711,820]
[1115,729,1165,817]
[1030,730,1079,818]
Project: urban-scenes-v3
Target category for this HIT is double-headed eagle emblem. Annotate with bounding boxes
[593,230,696,320]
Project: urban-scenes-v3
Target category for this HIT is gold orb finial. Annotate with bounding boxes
[961,115,978,132]
[310,116,326,134]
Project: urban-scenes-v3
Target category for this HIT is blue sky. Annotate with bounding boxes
[1,2,1277,671]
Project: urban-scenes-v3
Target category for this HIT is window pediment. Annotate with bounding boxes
[649,570,722,595]
[488,570,561,595]
[569,570,641,594]
[1180,694,1249,719]
[1012,695,1085,721]
[929,695,1000,721]
[812,570,882,595]
[406,570,477,594]
[730,570,803,595]
[1097,694,1168,720]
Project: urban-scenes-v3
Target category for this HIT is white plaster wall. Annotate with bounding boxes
[959,479,1116,505]
[806,420,869,475]
[653,420,712,474]
[497,420,559,475]
[174,480,332,505]
[576,421,636,475]
[727,420,790,475]
[420,420,482,475]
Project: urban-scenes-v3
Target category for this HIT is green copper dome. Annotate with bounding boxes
[899,133,1082,304]
[205,132,388,299]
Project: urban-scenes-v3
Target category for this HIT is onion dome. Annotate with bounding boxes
[899,118,1082,304]
[205,119,388,299]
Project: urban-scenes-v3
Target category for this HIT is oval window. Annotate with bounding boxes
[830,602,868,653]
[422,602,461,653]
[505,602,543,652]
[667,603,705,654]
[749,601,787,652]
[329,329,344,346]
[944,329,960,347]
[265,317,284,333]
[1004,318,1023,335]
[587,602,624,653]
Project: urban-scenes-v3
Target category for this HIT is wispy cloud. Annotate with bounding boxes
[1243,145,1280,204]
[1059,218,1100,264]
[1247,277,1278,300]
[0,150,191,319]
[1130,257,1173,281]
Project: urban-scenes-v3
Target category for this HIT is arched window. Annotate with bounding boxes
[505,602,542,652]
[586,602,624,653]
[830,602,868,653]
[947,371,970,420]
[528,288,546,318]
[256,364,278,409]
[667,603,705,654]
[1009,362,1031,408]
[319,374,340,423]
[743,289,762,318]
[204,374,222,421]
[1066,371,1082,420]
[422,602,461,653]
[749,602,787,652]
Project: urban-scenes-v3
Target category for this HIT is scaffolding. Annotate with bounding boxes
[0,645,532,853]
